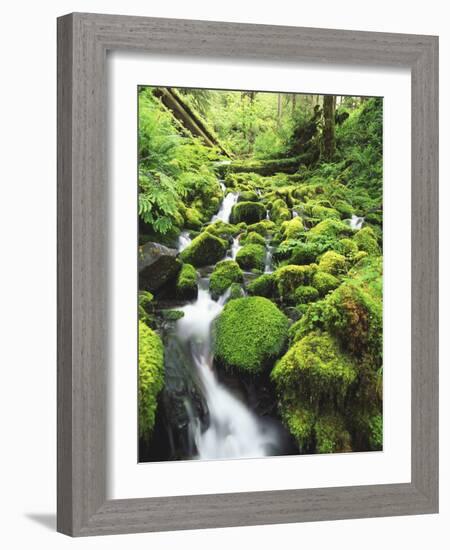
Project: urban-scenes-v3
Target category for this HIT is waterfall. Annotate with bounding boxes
[227,235,242,260]
[264,242,274,274]
[176,281,279,460]
[211,190,239,224]
[347,214,364,230]
[178,230,192,252]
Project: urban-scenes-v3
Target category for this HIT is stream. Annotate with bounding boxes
[153,184,288,461]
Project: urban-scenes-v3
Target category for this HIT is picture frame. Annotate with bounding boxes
[57,12,438,536]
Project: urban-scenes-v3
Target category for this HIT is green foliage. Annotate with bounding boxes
[180,231,228,267]
[209,260,243,299]
[236,243,266,271]
[176,263,198,300]
[138,290,155,325]
[274,264,317,303]
[312,271,340,297]
[138,321,164,440]
[241,231,266,246]
[294,285,320,304]
[214,297,289,374]
[353,226,381,256]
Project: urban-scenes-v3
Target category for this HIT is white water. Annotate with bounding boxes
[178,230,192,252]
[211,191,239,223]
[347,214,364,230]
[228,235,242,260]
[264,243,274,274]
[176,284,278,460]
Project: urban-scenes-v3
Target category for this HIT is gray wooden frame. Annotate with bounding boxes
[57,12,439,537]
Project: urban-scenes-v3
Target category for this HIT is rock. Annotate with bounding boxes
[139,241,182,293]
[236,243,266,271]
[230,201,266,224]
[179,231,228,267]
[209,260,243,300]
[175,263,198,300]
[214,296,289,374]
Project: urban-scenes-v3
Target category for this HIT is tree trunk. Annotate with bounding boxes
[322,95,336,160]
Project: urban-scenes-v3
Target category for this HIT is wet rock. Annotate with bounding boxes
[139,241,181,293]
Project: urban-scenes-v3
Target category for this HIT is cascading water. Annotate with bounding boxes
[211,182,239,223]
[347,214,364,230]
[264,242,274,274]
[176,280,279,459]
[178,230,192,252]
[228,235,242,260]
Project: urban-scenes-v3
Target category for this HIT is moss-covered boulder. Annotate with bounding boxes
[138,321,164,440]
[209,260,243,299]
[138,290,155,325]
[175,263,198,300]
[306,218,353,240]
[270,198,291,223]
[247,219,276,236]
[214,297,289,374]
[281,217,304,239]
[294,285,319,304]
[290,242,322,265]
[238,190,259,202]
[180,231,227,267]
[353,226,380,256]
[318,251,348,276]
[241,231,266,246]
[312,270,340,296]
[184,207,203,230]
[236,243,266,271]
[336,237,359,257]
[205,220,240,239]
[230,201,266,224]
[247,273,275,298]
[274,264,317,303]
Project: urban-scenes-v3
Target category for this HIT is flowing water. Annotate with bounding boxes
[347,214,364,230]
[264,242,274,274]
[176,281,279,459]
[228,235,242,260]
[178,230,192,252]
[165,183,282,460]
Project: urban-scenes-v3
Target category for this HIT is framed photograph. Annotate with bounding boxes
[57,13,438,536]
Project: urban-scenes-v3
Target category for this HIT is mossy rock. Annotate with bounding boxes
[281,217,304,240]
[230,201,266,224]
[290,242,322,265]
[247,273,275,298]
[270,198,291,224]
[294,285,319,304]
[138,321,164,440]
[238,190,259,202]
[241,231,266,246]
[274,264,317,303]
[236,243,266,271]
[205,220,240,239]
[214,296,289,374]
[175,263,198,300]
[315,414,352,453]
[353,226,381,256]
[306,218,353,240]
[138,290,155,325]
[272,331,358,408]
[184,207,203,230]
[318,251,348,276]
[278,405,315,452]
[247,219,276,236]
[161,309,185,322]
[334,199,355,219]
[209,260,243,300]
[312,270,340,296]
[180,231,227,267]
[336,237,359,257]
[309,204,340,221]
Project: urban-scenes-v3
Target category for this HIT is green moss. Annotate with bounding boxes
[272,331,358,408]
[318,251,348,276]
[281,217,304,239]
[236,243,266,271]
[227,282,245,301]
[180,231,227,267]
[307,218,353,240]
[209,260,243,299]
[336,237,358,257]
[205,220,240,239]
[184,207,203,230]
[241,231,266,246]
[138,321,164,440]
[214,296,289,374]
[312,271,340,296]
[290,242,322,265]
[309,204,340,221]
[294,285,319,304]
[280,405,316,451]
[162,309,185,322]
[175,263,198,300]
[247,273,275,298]
[138,290,154,324]
[274,264,317,303]
[315,414,352,453]
[238,190,259,202]
[353,226,380,256]
[230,201,266,224]
[270,198,291,224]
[334,199,354,218]
[246,219,276,236]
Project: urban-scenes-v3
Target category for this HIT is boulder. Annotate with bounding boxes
[139,241,181,293]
